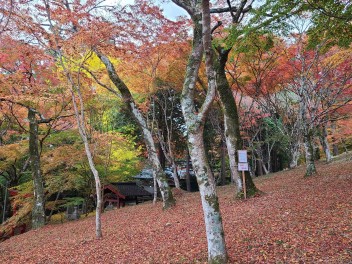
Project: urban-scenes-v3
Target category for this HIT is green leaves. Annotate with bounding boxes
[59,197,85,208]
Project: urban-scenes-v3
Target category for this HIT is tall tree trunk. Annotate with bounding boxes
[2,181,8,224]
[289,142,300,169]
[171,160,180,189]
[28,108,45,229]
[185,150,191,192]
[331,121,339,156]
[177,2,227,261]
[69,75,103,239]
[189,129,227,263]
[56,47,103,238]
[153,173,157,205]
[267,143,272,173]
[320,125,332,163]
[256,159,264,176]
[96,51,175,209]
[220,138,226,185]
[158,143,166,169]
[262,162,269,175]
[333,144,339,156]
[298,77,317,176]
[304,129,317,176]
[81,135,102,238]
[216,49,258,197]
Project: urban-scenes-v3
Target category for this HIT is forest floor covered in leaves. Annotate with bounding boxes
[0,159,351,263]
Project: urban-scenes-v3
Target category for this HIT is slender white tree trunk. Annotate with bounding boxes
[320,125,332,162]
[171,0,228,261]
[44,2,103,237]
[70,79,103,239]
[262,163,269,175]
[177,1,228,262]
[96,52,175,209]
[224,133,242,191]
[171,160,180,189]
[189,131,227,263]
[57,50,103,238]
[141,121,175,209]
[153,171,157,205]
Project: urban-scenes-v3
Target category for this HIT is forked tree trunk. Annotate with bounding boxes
[262,163,269,175]
[96,51,175,209]
[28,108,45,229]
[177,1,227,261]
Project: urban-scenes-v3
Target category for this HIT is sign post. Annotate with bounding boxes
[238,150,248,199]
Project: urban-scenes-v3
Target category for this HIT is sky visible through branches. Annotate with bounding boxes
[119,0,188,20]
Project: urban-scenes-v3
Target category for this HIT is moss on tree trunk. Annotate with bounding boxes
[28,108,45,229]
[216,49,259,197]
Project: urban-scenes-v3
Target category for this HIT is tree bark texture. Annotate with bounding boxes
[320,125,332,162]
[289,142,300,169]
[189,130,227,263]
[81,135,103,238]
[216,49,258,196]
[28,108,45,229]
[171,161,181,189]
[186,151,191,192]
[177,1,228,262]
[220,138,226,185]
[68,72,103,239]
[333,144,339,156]
[304,130,317,176]
[96,51,175,209]
[297,72,317,177]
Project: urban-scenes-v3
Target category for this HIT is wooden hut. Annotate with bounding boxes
[103,182,152,209]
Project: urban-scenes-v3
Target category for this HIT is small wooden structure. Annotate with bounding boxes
[103,182,152,209]
[103,184,126,209]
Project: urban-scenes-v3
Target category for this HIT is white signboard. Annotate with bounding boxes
[238,150,248,163]
[238,162,249,171]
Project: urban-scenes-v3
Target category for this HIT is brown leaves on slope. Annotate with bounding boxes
[0,160,351,263]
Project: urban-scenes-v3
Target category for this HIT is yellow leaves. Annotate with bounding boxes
[93,131,142,182]
[0,141,28,171]
[84,52,120,72]
[41,144,82,175]
[322,46,352,67]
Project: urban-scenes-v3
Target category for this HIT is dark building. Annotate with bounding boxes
[103,182,153,209]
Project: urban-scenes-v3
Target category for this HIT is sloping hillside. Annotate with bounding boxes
[0,160,351,263]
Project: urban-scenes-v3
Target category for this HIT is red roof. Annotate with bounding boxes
[103,184,126,199]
